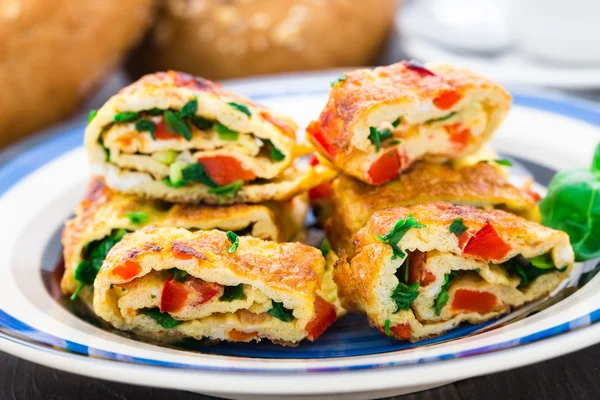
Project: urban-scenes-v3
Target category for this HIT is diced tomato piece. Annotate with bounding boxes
[390,323,412,340]
[433,90,462,110]
[309,155,320,167]
[408,250,435,286]
[160,277,189,313]
[112,261,141,280]
[405,61,436,77]
[153,119,183,140]
[367,150,400,184]
[197,155,256,185]
[309,182,333,201]
[525,189,541,202]
[307,121,337,157]
[187,280,222,306]
[447,123,470,151]
[260,111,295,138]
[457,231,470,249]
[378,323,412,340]
[228,329,259,342]
[305,296,337,341]
[452,289,498,313]
[463,223,511,261]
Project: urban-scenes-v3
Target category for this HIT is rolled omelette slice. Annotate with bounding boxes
[334,202,573,342]
[62,178,308,298]
[93,226,339,345]
[326,161,541,256]
[306,61,511,185]
[86,70,334,204]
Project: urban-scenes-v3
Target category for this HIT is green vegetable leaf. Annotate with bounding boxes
[392,117,402,128]
[494,159,513,167]
[270,143,285,162]
[208,180,243,198]
[390,140,402,145]
[320,239,330,257]
[330,74,347,87]
[190,115,213,130]
[226,231,239,252]
[434,272,458,315]
[368,127,394,151]
[228,102,252,117]
[384,319,393,337]
[171,268,190,282]
[182,163,219,188]
[503,254,562,287]
[142,308,181,328]
[88,110,98,123]
[146,108,163,116]
[268,301,295,322]
[530,254,555,270]
[164,110,192,141]
[124,211,149,224]
[71,229,128,300]
[214,122,238,140]
[220,284,244,301]
[114,112,140,123]
[449,218,467,237]
[180,97,198,118]
[135,119,156,139]
[376,215,426,260]
[539,144,600,261]
[426,112,456,124]
[391,281,420,313]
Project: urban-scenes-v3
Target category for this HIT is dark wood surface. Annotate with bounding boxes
[2,343,599,400]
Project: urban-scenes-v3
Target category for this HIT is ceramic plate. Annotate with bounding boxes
[0,72,599,400]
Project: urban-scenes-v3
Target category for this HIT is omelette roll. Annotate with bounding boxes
[86,70,334,204]
[325,161,541,256]
[334,202,573,342]
[93,227,338,345]
[307,61,511,184]
[61,178,308,298]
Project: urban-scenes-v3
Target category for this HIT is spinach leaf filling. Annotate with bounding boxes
[503,254,565,287]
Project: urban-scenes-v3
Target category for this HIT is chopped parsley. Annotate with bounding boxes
[449,218,467,237]
[270,144,285,162]
[228,102,252,117]
[180,97,198,118]
[268,301,295,322]
[171,268,190,282]
[391,281,420,313]
[494,159,513,167]
[504,254,564,287]
[220,284,244,301]
[320,239,331,257]
[142,308,181,329]
[226,231,239,253]
[114,112,140,123]
[214,122,238,140]
[164,110,192,140]
[392,117,402,128]
[124,211,149,224]
[376,215,426,260]
[88,109,97,123]
[71,229,128,301]
[390,140,402,145]
[146,108,163,116]
[434,271,458,316]
[135,119,156,139]
[330,74,347,87]
[207,180,243,198]
[426,112,456,124]
[368,126,394,151]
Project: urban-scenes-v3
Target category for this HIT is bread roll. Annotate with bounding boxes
[127,0,396,80]
[0,0,154,147]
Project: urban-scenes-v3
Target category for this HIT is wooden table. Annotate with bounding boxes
[2,344,600,399]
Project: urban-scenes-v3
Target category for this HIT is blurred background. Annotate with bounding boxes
[1,0,599,149]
